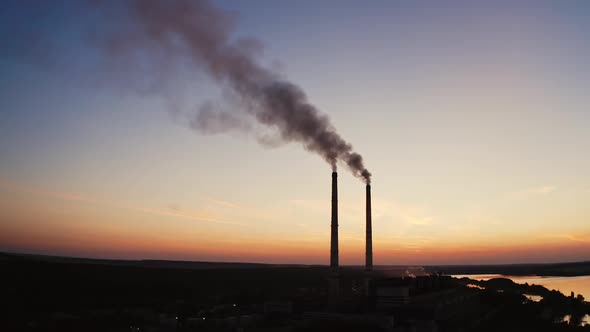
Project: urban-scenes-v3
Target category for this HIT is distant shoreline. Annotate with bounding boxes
[2,251,589,276]
[425,261,590,277]
[453,273,590,278]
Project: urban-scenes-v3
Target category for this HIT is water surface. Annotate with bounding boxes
[453,274,590,300]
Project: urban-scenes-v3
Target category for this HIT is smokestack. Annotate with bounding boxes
[330,171,339,270]
[365,184,373,271]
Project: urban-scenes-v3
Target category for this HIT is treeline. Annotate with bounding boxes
[427,261,590,276]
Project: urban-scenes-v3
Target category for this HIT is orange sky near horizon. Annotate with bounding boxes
[1,178,588,265]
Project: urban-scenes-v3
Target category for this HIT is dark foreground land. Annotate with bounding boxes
[2,252,589,331]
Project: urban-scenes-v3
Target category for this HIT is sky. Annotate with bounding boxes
[1,0,589,265]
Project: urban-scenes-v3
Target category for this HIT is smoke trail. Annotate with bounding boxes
[114,0,372,182]
[190,100,252,135]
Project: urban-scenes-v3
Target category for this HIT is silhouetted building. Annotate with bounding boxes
[367,274,479,330]
[264,301,293,315]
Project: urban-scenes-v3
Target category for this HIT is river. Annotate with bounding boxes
[453,274,590,300]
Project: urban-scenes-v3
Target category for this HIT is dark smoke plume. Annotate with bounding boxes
[113,0,372,182]
[190,100,252,135]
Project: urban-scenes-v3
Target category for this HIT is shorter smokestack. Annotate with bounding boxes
[365,184,373,271]
[330,171,339,270]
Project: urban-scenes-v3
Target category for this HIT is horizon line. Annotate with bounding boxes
[2,250,588,268]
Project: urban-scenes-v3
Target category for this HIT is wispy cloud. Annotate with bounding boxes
[406,216,434,226]
[379,201,435,226]
[0,177,94,204]
[200,195,241,209]
[509,186,555,200]
[131,206,245,226]
[0,178,245,226]
[285,197,437,227]
[541,233,590,243]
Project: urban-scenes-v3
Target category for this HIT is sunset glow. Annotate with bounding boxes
[1,0,589,265]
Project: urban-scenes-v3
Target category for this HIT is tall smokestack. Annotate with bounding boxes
[365,184,373,271]
[330,171,339,270]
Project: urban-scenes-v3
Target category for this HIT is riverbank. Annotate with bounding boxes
[455,276,590,329]
[427,261,590,277]
[454,274,590,300]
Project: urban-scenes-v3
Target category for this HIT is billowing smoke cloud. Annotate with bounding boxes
[190,100,252,135]
[109,0,372,183]
[3,0,372,182]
